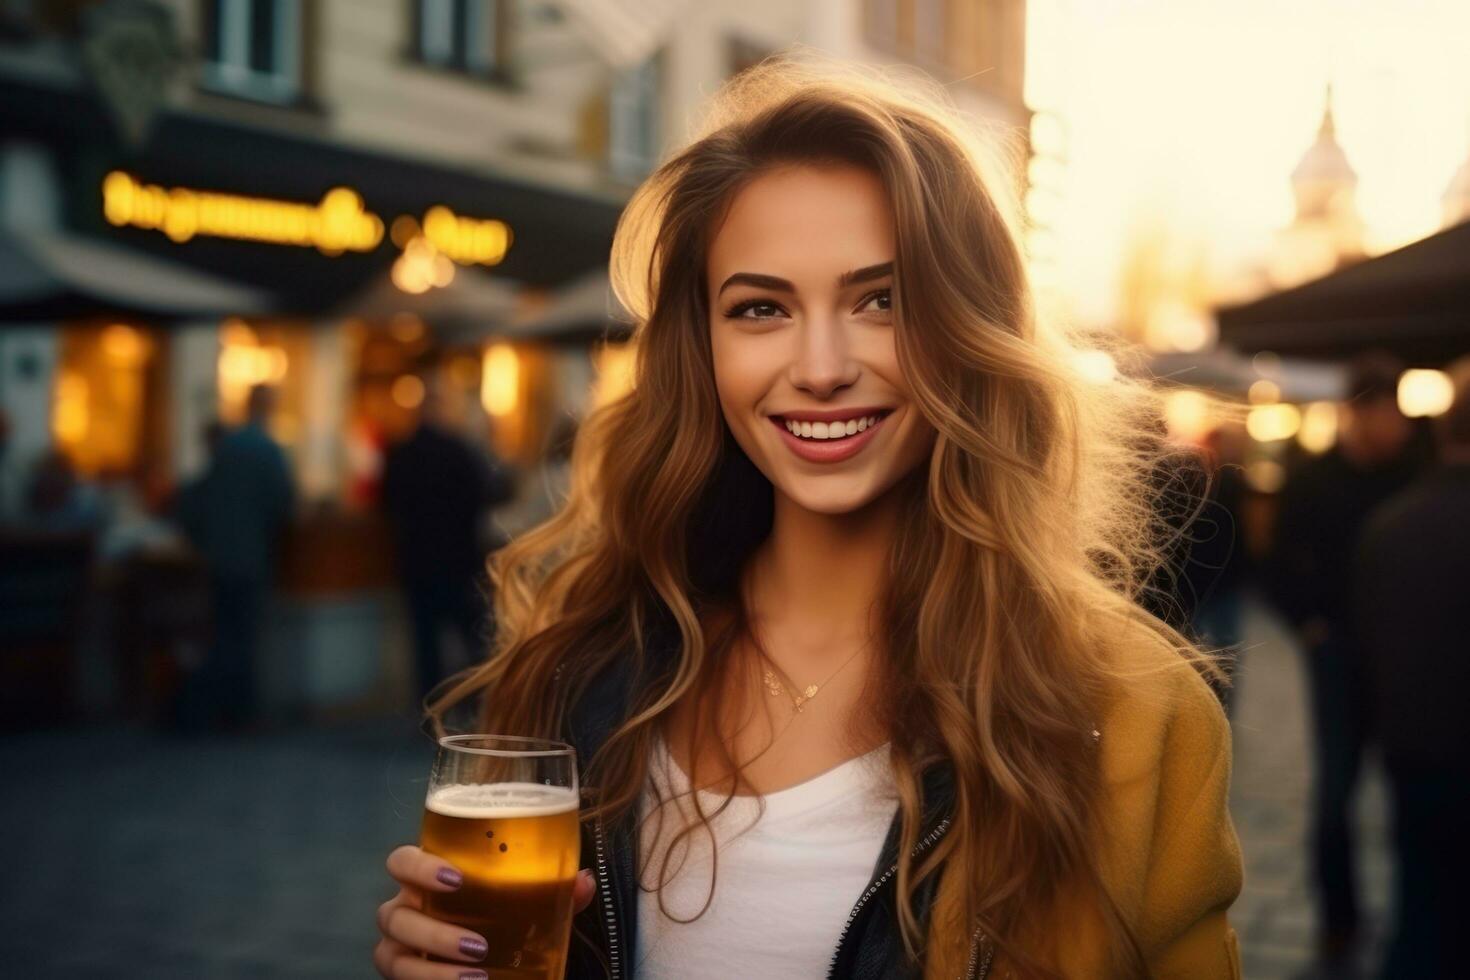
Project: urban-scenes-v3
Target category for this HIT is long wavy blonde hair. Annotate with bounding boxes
[430,54,1209,977]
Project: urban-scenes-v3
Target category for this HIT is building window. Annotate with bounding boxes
[608,53,660,181]
[200,0,303,104]
[413,0,507,77]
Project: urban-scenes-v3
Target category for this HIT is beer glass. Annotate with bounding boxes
[420,735,580,979]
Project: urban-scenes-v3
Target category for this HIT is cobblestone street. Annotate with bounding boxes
[1230,595,1391,979]
[1,714,434,978]
[1,595,1394,978]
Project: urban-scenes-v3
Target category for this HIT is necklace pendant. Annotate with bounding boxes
[792,695,807,711]
[803,685,818,699]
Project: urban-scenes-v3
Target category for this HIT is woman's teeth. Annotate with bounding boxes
[782,415,884,440]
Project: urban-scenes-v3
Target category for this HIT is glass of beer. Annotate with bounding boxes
[420,735,581,979]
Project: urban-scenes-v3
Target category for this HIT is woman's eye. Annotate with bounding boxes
[725,300,785,320]
[859,289,892,314]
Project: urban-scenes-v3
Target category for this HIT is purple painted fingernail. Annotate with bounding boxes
[459,936,488,960]
[436,866,463,888]
[459,972,488,980]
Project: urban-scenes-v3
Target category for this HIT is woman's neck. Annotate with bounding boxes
[745,488,897,652]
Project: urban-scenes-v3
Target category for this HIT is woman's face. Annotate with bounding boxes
[707,163,935,516]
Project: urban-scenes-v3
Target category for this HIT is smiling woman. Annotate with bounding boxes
[375,54,1242,980]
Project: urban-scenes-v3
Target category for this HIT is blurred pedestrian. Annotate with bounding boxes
[0,408,18,522]
[1184,424,1251,711]
[176,385,294,732]
[1354,357,1470,980]
[1267,352,1417,969]
[22,449,104,533]
[381,374,516,703]
[172,420,226,520]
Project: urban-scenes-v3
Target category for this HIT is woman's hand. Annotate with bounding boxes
[373,844,597,978]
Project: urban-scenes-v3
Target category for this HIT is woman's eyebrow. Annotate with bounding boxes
[716,261,894,296]
[838,261,894,288]
[718,271,792,295]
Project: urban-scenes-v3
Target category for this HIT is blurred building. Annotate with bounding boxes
[811,0,1027,125]
[2,0,672,505]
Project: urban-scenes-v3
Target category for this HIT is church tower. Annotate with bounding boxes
[1270,85,1367,287]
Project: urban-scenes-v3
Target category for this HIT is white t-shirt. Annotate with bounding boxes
[635,737,899,979]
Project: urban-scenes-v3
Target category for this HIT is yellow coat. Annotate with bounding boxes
[953,644,1243,979]
[1056,648,1244,978]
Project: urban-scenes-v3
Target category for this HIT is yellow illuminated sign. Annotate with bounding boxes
[102,172,513,266]
[103,171,384,254]
[422,205,512,266]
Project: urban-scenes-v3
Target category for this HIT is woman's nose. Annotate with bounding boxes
[788,317,859,398]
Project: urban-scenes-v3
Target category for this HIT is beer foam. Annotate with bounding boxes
[426,782,580,819]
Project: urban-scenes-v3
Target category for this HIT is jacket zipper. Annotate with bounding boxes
[826,815,954,979]
[592,813,623,980]
[963,924,994,980]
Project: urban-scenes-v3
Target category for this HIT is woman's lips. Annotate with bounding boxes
[768,412,889,464]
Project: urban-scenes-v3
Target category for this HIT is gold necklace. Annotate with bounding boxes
[759,640,871,712]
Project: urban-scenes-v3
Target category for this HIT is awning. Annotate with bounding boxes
[1215,220,1470,365]
[507,270,633,345]
[0,228,273,323]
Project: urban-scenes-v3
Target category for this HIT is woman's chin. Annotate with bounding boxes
[775,475,887,517]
